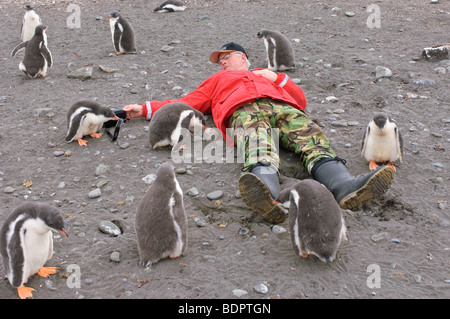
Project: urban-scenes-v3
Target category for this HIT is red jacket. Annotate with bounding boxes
[142,69,307,144]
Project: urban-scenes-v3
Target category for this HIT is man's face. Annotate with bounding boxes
[218,51,247,71]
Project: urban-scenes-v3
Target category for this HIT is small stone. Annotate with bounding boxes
[390,238,401,244]
[186,187,199,196]
[326,96,339,103]
[232,289,248,297]
[193,217,206,227]
[110,251,121,263]
[4,186,15,194]
[67,66,93,80]
[142,174,156,185]
[207,190,223,200]
[272,225,287,234]
[254,283,268,294]
[413,274,422,284]
[175,167,187,174]
[95,164,108,176]
[53,151,65,157]
[161,45,174,52]
[88,188,102,199]
[99,220,122,236]
[371,232,388,242]
[345,11,355,17]
[375,66,393,79]
[238,227,249,236]
[119,142,130,149]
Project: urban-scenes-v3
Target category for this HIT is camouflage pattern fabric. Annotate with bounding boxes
[229,98,336,173]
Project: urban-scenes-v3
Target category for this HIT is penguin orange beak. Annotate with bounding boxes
[113,117,119,120]
[58,230,68,237]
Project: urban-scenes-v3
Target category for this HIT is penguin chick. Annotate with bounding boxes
[153,0,186,13]
[148,102,206,151]
[21,4,42,42]
[135,162,187,268]
[0,202,67,299]
[361,112,403,172]
[11,24,52,79]
[254,30,296,71]
[65,100,119,146]
[275,179,347,263]
[109,11,136,55]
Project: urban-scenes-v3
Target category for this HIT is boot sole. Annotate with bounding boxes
[339,166,395,210]
[238,173,287,224]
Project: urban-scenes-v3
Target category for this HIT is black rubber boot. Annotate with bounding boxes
[238,162,286,224]
[311,158,395,210]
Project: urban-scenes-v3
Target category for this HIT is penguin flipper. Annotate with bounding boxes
[41,45,53,68]
[11,41,29,57]
[113,23,122,52]
[17,285,35,299]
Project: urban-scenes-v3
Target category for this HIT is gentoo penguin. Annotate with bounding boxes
[152,0,186,13]
[65,99,119,146]
[148,102,206,150]
[361,112,403,172]
[135,162,187,268]
[254,30,296,71]
[275,179,347,263]
[21,4,42,42]
[11,24,52,79]
[0,202,67,299]
[109,12,136,55]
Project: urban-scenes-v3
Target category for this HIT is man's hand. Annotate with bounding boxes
[252,69,278,82]
[123,104,143,119]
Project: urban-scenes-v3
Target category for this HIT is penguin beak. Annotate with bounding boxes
[58,229,68,237]
[113,116,119,120]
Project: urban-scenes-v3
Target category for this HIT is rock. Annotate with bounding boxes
[390,238,401,244]
[67,66,94,80]
[413,274,422,284]
[375,66,393,78]
[99,220,122,236]
[142,174,156,185]
[371,232,388,242]
[161,45,174,52]
[33,108,54,117]
[422,44,449,62]
[345,11,355,17]
[3,186,15,194]
[254,283,268,294]
[193,217,206,227]
[88,188,102,199]
[95,164,108,176]
[272,225,287,234]
[232,289,248,297]
[326,95,339,103]
[186,187,199,196]
[110,251,121,262]
[207,190,223,200]
[53,150,65,157]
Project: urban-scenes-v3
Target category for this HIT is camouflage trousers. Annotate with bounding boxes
[229,98,336,174]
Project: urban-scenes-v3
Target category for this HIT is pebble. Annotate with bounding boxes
[95,164,108,176]
[375,66,393,78]
[272,225,287,234]
[238,227,249,236]
[186,187,199,196]
[206,190,223,200]
[4,186,16,194]
[326,95,339,103]
[88,188,102,199]
[53,150,65,157]
[413,274,422,284]
[110,251,121,263]
[175,167,187,174]
[67,66,93,80]
[232,289,248,297]
[99,221,122,236]
[161,45,174,52]
[390,238,401,244]
[254,283,268,294]
[371,232,388,242]
[193,217,206,227]
[142,174,156,185]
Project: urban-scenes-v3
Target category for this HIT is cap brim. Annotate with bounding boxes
[209,50,236,63]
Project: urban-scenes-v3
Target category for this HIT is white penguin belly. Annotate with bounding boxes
[22,220,53,280]
[167,195,184,257]
[364,136,398,162]
[76,113,104,139]
[22,12,41,41]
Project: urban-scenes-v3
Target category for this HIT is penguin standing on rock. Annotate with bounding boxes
[275,179,347,263]
[11,24,52,78]
[65,99,119,146]
[0,202,67,299]
[135,162,187,268]
[254,30,296,71]
[21,4,41,42]
[148,102,206,150]
[109,11,136,55]
[152,0,186,13]
[361,112,403,172]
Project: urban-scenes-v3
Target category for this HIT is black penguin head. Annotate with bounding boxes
[24,4,34,11]
[254,30,269,39]
[373,113,388,131]
[37,206,67,237]
[34,24,47,36]
[109,11,120,19]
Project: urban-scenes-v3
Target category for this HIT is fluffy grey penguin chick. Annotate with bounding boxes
[153,0,186,13]
[254,29,296,71]
[11,24,52,78]
[0,202,67,299]
[361,112,403,172]
[135,162,188,268]
[148,102,206,151]
[109,11,137,55]
[275,179,347,263]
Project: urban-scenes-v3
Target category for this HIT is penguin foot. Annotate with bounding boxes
[386,162,397,172]
[77,138,88,146]
[38,73,47,78]
[115,52,124,55]
[90,132,102,139]
[17,285,35,299]
[37,266,59,277]
[369,160,379,171]
[300,252,310,258]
